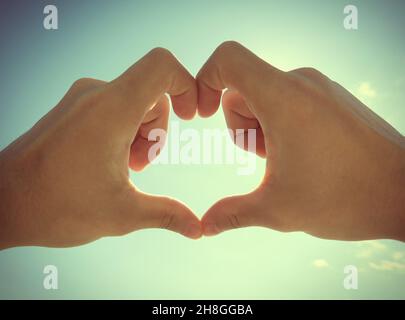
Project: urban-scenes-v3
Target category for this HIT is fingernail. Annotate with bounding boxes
[184,223,202,239]
[203,222,220,236]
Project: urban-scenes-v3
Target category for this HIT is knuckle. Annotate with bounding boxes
[227,214,241,229]
[148,47,175,63]
[68,78,105,110]
[73,89,102,112]
[159,200,177,230]
[284,72,327,109]
[284,73,313,99]
[160,213,175,230]
[145,48,178,78]
[289,68,332,91]
[288,72,310,89]
[292,67,322,79]
[215,40,243,57]
[70,77,94,91]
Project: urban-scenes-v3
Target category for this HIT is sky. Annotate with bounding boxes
[0,0,404,299]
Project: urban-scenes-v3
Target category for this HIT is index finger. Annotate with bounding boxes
[196,41,287,118]
[103,48,197,130]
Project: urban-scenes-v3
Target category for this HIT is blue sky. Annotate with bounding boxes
[0,0,404,299]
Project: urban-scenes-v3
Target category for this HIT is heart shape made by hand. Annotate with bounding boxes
[125,41,403,243]
[1,41,402,250]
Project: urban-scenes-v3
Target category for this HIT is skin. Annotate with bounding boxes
[1,42,404,249]
[0,48,202,250]
[197,41,405,241]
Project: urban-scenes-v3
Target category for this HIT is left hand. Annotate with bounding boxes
[0,48,202,249]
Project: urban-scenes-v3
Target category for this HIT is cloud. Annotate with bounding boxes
[356,240,387,259]
[393,251,405,261]
[313,259,329,268]
[369,260,405,272]
[357,243,405,273]
[357,82,377,98]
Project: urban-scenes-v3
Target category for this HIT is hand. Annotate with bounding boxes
[197,41,405,241]
[0,48,202,249]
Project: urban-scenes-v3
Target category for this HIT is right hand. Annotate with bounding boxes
[197,41,405,241]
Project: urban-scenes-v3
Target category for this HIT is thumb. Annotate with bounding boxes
[135,193,202,239]
[201,192,265,236]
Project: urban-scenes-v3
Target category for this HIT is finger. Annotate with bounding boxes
[101,48,197,136]
[114,48,197,120]
[222,90,266,157]
[197,80,222,117]
[201,192,266,236]
[120,190,202,239]
[196,41,288,121]
[141,194,202,239]
[129,95,169,171]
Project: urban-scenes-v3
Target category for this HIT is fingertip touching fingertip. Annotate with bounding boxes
[182,223,203,239]
[197,108,217,118]
[170,95,198,120]
[174,108,197,121]
[202,221,222,236]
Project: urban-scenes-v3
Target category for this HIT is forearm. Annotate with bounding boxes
[388,145,405,241]
[0,150,17,250]
[0,147,33,250]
